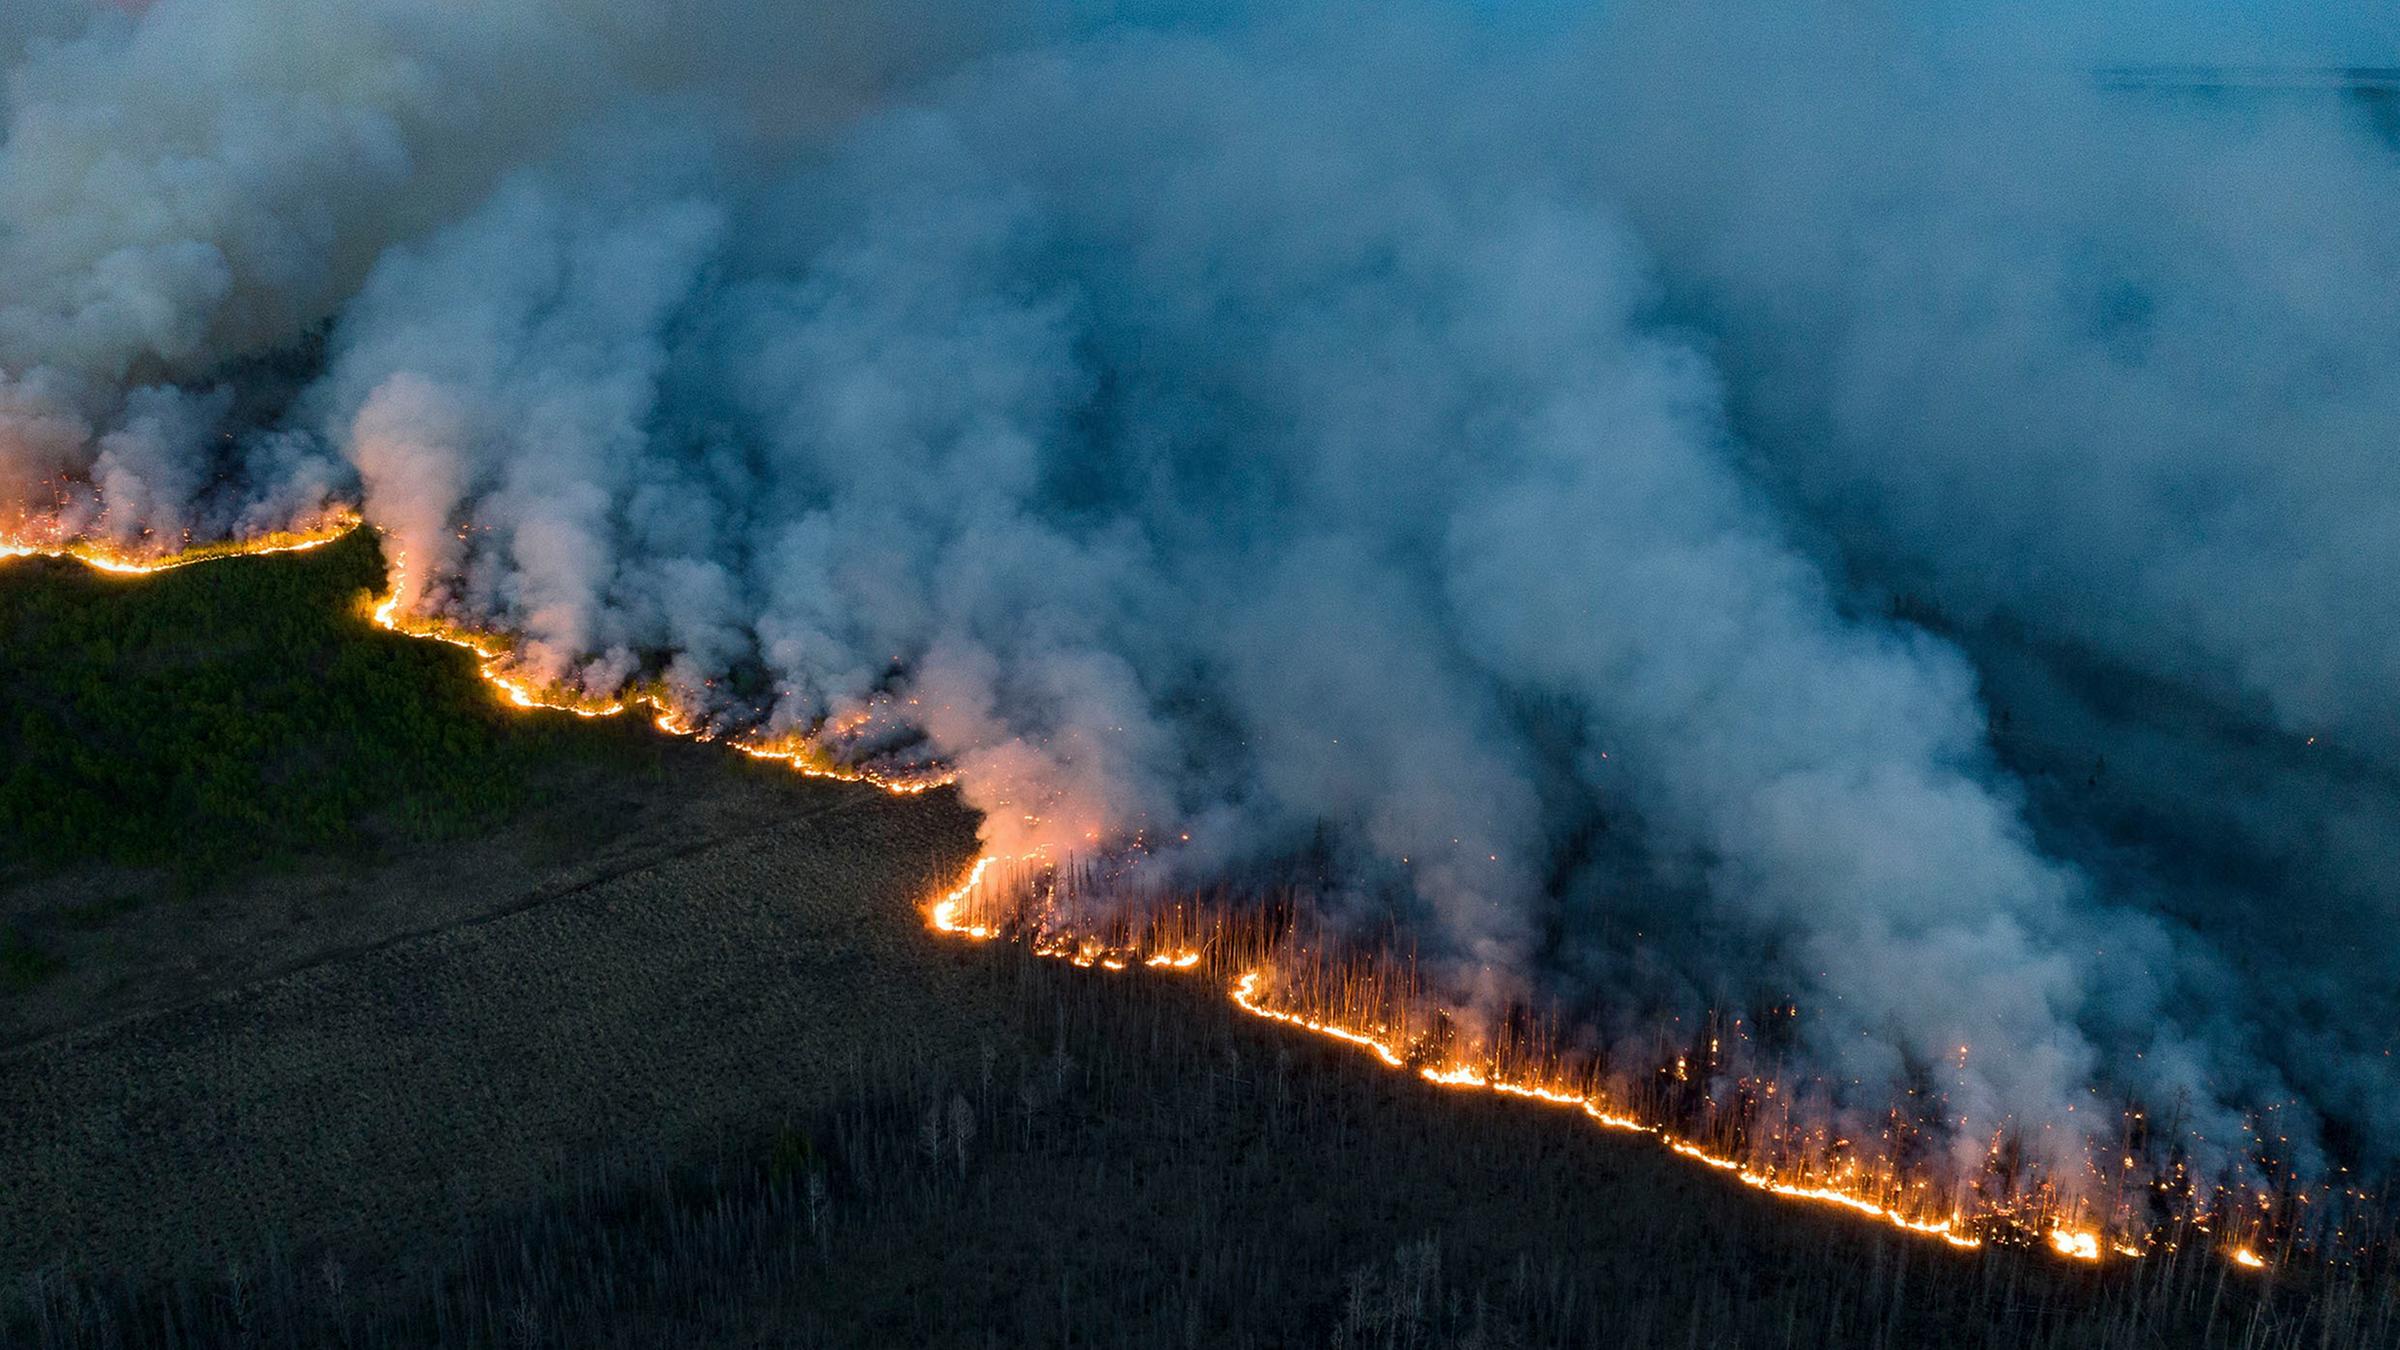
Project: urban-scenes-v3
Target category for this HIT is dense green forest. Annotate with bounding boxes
[0,534,594,884]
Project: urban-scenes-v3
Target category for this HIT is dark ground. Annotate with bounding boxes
[1,540,2394,1348]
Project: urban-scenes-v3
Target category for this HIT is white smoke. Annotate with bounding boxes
[1,0,2390,1198]
[0,0,1030,541]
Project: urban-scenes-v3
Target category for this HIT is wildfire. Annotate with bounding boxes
[2049,1229,2102,1262]
[1228,968,1987,1251]
[7,509,955,797]
[366,545,953,793]
[928,857,1001,938]
[370,570,633,719]
[919,855,2340,1273]
[731,735,955,794]
[7,513,2334,1280]
[1233,970,1407,1070]
[0,512,361,576]
[928,861,2010,1257]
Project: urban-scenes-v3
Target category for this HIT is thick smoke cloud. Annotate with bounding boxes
[2,0,2391,1196]
[0,0,1035,543]
[1563,1,2400,1149]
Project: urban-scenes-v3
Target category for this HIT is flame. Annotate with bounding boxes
[1233,970,1408,1070]
[730,735,955,794]
[1228,968,1986,1251]
[918,855,2373,1270]
[5,510,954,794]
[366,543,954,793]
[928,856,1001,938]
[2049,1229,2101,1262]
[918,856,2362,1269]
[0,512,361,576]
[927,860,2007,1258]
[369,569,631,719]
[2231,1246,2266,1270]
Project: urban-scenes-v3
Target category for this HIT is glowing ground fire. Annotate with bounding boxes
[926,858,2310,1272]
[365,543,953,794]
[0,512,362,575]
[1228,966,1980,1252]
[0,520,2314,1277]
[931,859,2013,1253]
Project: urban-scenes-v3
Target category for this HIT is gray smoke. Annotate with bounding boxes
[0,0,1032,541]
[2,0,2392,1200]
[1563,0,2400,1157]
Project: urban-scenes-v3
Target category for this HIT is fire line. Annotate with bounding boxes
[1,518,2301,1276]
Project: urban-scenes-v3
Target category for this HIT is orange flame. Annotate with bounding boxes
[365,543,953,793]
[2049,1229,2101,1262]
[926,858,2013,1257]
[918,857,2336,1272]
[0,512,362,576]
[1230,967,1987,1251]
[4,511,953,794]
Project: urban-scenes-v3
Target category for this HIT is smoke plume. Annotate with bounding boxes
[3,0,2393,1206]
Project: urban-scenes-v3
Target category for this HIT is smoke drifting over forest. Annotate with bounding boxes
[3,0,2394,1199]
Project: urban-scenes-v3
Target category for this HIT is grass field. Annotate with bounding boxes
[2,541,2394,1348]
